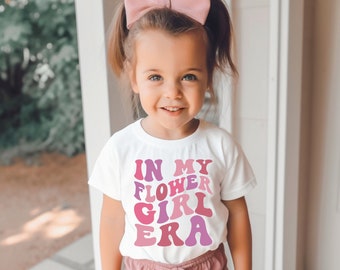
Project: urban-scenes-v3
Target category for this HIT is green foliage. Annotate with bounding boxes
[0,0,84,163]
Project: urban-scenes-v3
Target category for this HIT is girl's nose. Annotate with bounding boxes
[163,81,182,99]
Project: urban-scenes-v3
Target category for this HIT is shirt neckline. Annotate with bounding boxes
[134,118,203,147]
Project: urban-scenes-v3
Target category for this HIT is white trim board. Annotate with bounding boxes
[75,1,111,269]
[265,0,304,269]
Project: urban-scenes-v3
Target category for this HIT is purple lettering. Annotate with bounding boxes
[157,200,169,224]
[185,215,212,246]
[186,174,198,190]
[134,181,144,200]
[145,159,163,182]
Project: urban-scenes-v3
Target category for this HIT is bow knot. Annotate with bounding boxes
[125,0,211,29]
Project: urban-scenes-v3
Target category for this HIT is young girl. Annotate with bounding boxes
[89,0,256,269]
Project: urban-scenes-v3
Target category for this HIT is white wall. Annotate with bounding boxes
[232,2,340,269]
[232,1,270,269]
[305,0,340,269]
[233,1,304,269]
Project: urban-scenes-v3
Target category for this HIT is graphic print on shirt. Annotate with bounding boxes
[133,158,214,247]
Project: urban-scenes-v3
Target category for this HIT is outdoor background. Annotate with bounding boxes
[0,0,91,269]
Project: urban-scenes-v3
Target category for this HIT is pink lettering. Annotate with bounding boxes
[170,194,194,219]
[196,159,212,175]
[173,159,195,176]
[195,192,213,217]
[169,177,185,196]
[198,176,213,194]
[158,222,184,246]
[135,224,156,246]
[134,203,155,224]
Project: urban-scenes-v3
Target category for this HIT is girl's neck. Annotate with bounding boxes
[140,117,200,140]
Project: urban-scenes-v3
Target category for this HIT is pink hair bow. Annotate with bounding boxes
[124,0,211,29]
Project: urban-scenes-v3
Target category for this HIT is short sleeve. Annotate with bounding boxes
[88,138,121,200]
[220,142,256,201]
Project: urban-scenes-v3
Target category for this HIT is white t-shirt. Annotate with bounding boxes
[89,119,256,264]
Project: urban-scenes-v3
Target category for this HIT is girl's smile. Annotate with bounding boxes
[162,106,183,113]
[129,29,209,140]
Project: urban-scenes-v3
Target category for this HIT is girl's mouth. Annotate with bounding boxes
[162,106,183,112]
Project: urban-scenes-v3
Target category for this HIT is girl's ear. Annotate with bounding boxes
[126,61,139,93]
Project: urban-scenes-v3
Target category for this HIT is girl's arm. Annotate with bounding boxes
[100,194,125,270]
[223,197,252,270]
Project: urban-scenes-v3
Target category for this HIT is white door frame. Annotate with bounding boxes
[74,1,111,269]
[75,0,304,269]
[265,0,304,269]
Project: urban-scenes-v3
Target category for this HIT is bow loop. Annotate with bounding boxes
[125,0,210,29]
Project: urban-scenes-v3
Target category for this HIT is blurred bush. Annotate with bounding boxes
[0,0,84,164]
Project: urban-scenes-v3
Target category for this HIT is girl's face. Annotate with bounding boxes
[130,29,209,140]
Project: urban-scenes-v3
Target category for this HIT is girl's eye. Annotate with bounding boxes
[182,74,197,81]
[148,75,162,81]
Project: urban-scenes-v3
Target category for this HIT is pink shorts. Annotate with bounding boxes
[123,243,228,270]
